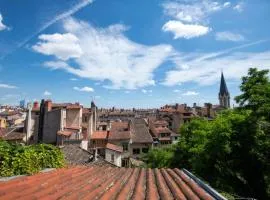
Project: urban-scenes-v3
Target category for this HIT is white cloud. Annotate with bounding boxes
[173,89,181,93]
[182,91,199,96]
[141,89,147,94]
[32,33,83,60]
[234,2,244,12]
[43,90,52,96]
[70,78,78,81]
[1,0,93,59]
[162,0,233,39]
[73,86,94,92]
[36,17,173,89]
[216,31,245,42]
[141,89,152,94]
[223,2,231,8]
[125,91,131,94]
[0,83,17,89]
[162,20,210,39]
[0,13,9,31]
[163,50,270,86]
[162,0,229,23]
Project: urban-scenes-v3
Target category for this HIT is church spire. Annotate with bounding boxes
[219,72,229,96]
[219,72,230,108]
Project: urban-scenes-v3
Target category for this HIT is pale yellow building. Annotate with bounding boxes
[0,117,7,128]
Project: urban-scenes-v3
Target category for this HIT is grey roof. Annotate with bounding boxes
[60,144,115,167]
[219,72,229,96]
[131,118,153,144]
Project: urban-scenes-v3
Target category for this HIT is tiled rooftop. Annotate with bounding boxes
[150,126,173,137]
[0,166,218,200]
[91,131,108,139]
[106,143,123,153]
[131,118,153,143]
[61,144,115,167]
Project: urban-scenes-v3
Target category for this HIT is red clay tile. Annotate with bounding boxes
[0,166,220,200]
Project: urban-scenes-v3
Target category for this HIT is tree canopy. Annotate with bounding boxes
[144,68,270,199]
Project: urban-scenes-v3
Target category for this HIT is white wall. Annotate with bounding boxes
[105,149,122,167]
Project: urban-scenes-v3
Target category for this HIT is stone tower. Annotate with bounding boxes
[219,72,230,108]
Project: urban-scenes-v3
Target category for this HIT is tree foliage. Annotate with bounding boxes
[0,141,65,176]
[144,68,270,199]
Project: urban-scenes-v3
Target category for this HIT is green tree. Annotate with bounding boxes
[144,68,270,199]
[234,68,270,199]
[235,68,270,119]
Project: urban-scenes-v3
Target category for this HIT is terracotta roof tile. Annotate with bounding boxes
[82,108,91,114]
[0,166,222,200]
[108,131,130,140]
[107,121,131,140]
[57,130,74,136]
[91,131,108,139]
[106,143,123,152]
[150,126,172,137]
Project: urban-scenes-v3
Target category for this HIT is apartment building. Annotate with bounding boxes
[149,119,179,146]
[24,99,96,147]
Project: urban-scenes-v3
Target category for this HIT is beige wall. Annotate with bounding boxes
[129,143,152,156]
[66,109,81,128]
[172,113,184,133]
[24,112,39,143]
[105,149,122,167]
[0,118,6,128]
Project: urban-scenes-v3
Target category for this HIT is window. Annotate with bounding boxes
[133,148,140,155]
[121,158,129,167]
[142,148,149,153]
[83,116,88,122]
[122,143,128,151]
[111,154,114,163]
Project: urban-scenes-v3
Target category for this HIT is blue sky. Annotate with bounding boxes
[0,0,270,108]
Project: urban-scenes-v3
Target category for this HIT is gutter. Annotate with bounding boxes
[183,169,227,200]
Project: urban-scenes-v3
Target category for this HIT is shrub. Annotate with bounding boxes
[0,140,65,176]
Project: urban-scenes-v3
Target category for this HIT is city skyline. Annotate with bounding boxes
[1,0,270,108]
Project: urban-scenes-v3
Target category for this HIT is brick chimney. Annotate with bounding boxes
[33,101,39,109]
[45,99,52,112]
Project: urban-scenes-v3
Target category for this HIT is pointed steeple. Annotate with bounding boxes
[218,72,230,108]
[219,72,229,96]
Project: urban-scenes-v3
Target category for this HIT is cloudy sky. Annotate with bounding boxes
[0,0,269,108]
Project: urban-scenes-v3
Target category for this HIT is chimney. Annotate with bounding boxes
[26,103,32,145]
[175,103,179,110]
[94,149,98,161]
[45,99,52,112]
[106,120,111,131]
[33,101,39,109]
[193,103,197,108]
[205,103,212,118]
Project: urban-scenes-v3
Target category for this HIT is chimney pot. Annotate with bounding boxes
[45,99,52,112]
[33,101,39,109]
